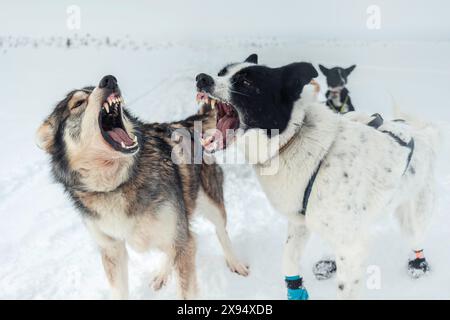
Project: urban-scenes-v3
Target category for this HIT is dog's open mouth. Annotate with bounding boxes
[196,92,240,151]
[99,93,138,153]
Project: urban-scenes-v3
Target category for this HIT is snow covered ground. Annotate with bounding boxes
[0,35,449,299]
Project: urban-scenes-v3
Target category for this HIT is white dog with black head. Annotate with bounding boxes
[195,54,439,299]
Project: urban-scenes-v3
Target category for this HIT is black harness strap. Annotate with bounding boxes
[405,139,415,171]
[299,119,415,216]
[367,113,384,129]
[299,160,323,215]
[380,130,408,146]
[380,130,415,175]
[366,115,414,174]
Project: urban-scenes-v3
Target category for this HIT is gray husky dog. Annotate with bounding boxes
[36,75,249,299]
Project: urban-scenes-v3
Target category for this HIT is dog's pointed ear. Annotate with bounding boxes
[319,64,329,76]
[244,53,258,64]
[281,62,318,102]
[36,119,55,153]
[344,65,356,76]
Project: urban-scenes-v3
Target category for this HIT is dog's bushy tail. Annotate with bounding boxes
[389,93,443,152]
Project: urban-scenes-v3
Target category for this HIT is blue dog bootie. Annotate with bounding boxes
[285,275,309,300]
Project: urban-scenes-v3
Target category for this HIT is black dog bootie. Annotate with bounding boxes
[408,250,430,279]
[313,260,337,280]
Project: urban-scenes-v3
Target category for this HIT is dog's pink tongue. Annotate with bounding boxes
[216,115,238,147]
[108,128,134,146]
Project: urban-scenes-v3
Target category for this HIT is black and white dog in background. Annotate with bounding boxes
[196,54,439,299]
[319,64,356,113]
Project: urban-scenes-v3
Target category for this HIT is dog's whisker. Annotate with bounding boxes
[229,89,250,97]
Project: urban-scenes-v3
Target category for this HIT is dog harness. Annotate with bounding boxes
[298,115,415,216]
[299,161,323,215]
[338,96,349,113]
[381,130,415,175]
[327,95,349,113]
[367,113,384,129]
[364,114,415,174]
[326,87,352,114]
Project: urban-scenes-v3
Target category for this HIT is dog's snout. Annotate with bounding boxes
[99,75,118,90]
[196,73,214,91]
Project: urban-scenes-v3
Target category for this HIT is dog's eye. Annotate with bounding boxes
[72,100,85,110]
[233,73,250,86]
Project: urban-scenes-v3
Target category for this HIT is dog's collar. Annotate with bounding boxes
[256,125,302,168]
[278,127,301,155]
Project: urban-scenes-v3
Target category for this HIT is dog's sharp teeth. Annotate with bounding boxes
[133,136,137,142]
[211,99,216,109]
[121,141,125,148]
[104,103,110,113]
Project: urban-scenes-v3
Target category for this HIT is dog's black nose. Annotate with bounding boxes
[196,73,214,91]
[99,75,118,90]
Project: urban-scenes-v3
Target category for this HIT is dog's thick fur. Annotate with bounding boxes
[197,55,439,299]
[36,76,248,299]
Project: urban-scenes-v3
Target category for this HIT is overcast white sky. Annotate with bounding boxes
[0,0,449,41]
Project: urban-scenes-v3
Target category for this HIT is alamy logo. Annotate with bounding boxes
[366,5,381,30]
[66,5,81,30]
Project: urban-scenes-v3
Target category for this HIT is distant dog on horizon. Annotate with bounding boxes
[36,75,249,300]
[319,64,356,113]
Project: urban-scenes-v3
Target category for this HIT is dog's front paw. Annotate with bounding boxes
[287,287,309,300]
[408,258,430,279]
[285,276,309,300]
[151,271,171,291]
[226,259,250,277]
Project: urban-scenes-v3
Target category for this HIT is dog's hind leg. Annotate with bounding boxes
[174,233,198,299]
[334,243,367,300]
[199,164,249,276]
[395,185,434,278]
[283,222,311,300]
